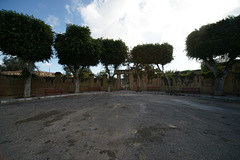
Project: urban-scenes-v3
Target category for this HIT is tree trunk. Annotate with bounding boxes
[214,76,226,96]
[24,77,32,97]
[106,67,111,92]
[203,59,232,96]
[137,74,141,89]
[24,61,34,97]
[74,69,79,93]
[163,72,172,93]
[157,64,171,93]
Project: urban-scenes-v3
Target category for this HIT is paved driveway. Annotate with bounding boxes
[0,92,240,160]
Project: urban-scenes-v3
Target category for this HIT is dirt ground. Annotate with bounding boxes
[0,91,240,160]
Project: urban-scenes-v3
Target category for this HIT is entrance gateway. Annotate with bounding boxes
[115,70,135,90]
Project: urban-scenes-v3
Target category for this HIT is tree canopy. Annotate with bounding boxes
[100,39,128,70]
[186,15,240,95]
[131,43,173,66]
[0,10,53,62]
[186,15,240,61]
[54,24,101,70]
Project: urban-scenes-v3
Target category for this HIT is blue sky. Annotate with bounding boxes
[1,0,239,74]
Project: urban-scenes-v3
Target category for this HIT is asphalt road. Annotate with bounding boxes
[0,92,240,160]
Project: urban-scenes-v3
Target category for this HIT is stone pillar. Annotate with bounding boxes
[54,72,62,89]
[117,74,121,90]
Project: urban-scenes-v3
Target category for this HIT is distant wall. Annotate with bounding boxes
[0,62,240,96]
[131,62,240,95]
[0,74,118,96]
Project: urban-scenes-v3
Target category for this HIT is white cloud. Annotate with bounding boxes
[64,1,83,24]
[67,0,239,71]
[65,4,73,15]
[45,15,60,28]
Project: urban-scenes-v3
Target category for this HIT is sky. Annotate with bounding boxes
[0,0,239,74]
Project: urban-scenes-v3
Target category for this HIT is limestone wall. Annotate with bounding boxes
[0,74,116,96]
[131,69,240,95]
[0,61,239,96]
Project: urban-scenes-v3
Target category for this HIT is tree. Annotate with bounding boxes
[100,39,128,92]
[186,15,240,95]
[0,10,53,97]
[131,43,174,92]
[62,65,93,80]
[130,45,149,90]
[95,71,107,79]
[151,43,174,92]
[54,24,101,93]
[79,67,93,81]
[0,56,27,71]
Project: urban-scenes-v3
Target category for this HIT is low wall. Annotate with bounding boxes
[0,74,118,97]
[1,62,240,96]
[132,69,240,95]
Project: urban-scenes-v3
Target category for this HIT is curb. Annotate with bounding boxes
[0,92,107,104]
[137,91,240,102]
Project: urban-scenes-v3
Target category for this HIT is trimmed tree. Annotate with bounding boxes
[0,10,53,97]
[54,24,101,93]
[151,43,174,92]
[131,43,174,92]
[130,45,148,90]
[100,39,128,92]
[186,15,240,95]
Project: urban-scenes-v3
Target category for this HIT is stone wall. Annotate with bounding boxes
[0,74,116,96]
[0,61,239,96]
[131,62,240,95]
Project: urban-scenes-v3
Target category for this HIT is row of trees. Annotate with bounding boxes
[54,25,128,92]
[131,15,240,95]
[0,10,129,96]
[1,9,239,96]
[132,15,240,95]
